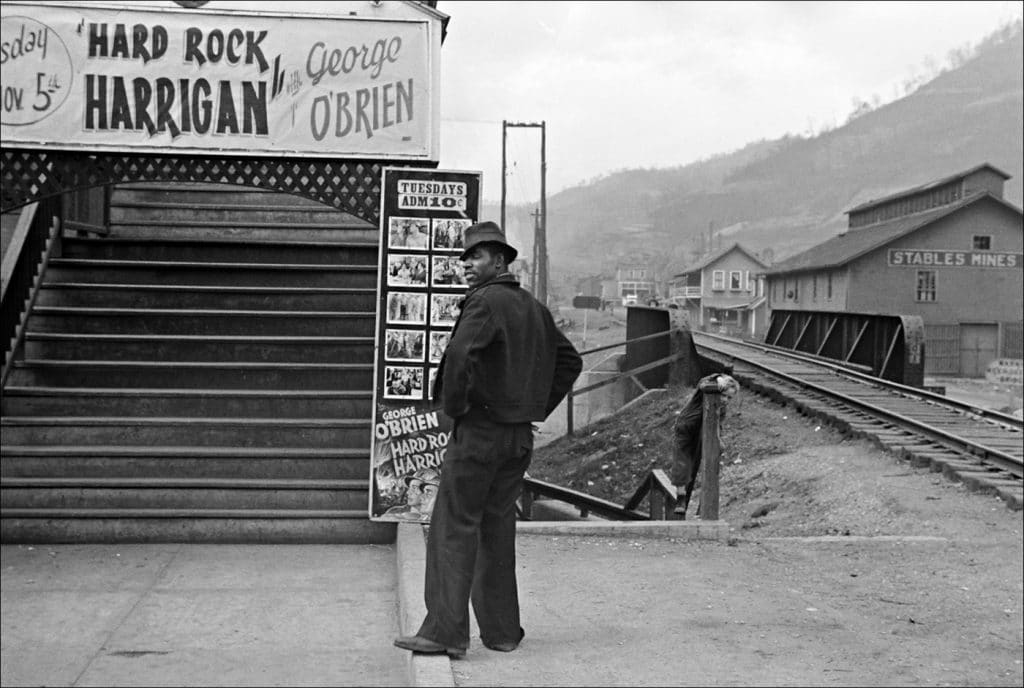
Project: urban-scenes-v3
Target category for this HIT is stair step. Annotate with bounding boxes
[1,445,370,479]
[103,226,381,243]
[111,197,359,213]
[60,237,378,264]
[1,477,369,510]
[1,387,373,418]
[27,307,376,336]
[8,360,374,389]
[44,259,377,287]
[23,333,374,362]
[37,283,377,310]
[0,507,368,518]
[0,510,395,544]
[106,221,380,243]
[109,203,359,226]
[112,181,370,209]
[1,417,372,448]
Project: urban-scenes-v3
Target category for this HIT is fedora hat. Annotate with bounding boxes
[459,221,518,263]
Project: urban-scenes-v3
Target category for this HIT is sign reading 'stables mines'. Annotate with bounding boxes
[370,168,480,522]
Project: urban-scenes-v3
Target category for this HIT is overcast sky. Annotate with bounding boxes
[434,1,1023,205]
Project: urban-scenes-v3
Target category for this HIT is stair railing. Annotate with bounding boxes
[1,196,63,388]
[517,325,730,522]
[516,326,700,521]
[622,469,680,519]
[565,327,687,435]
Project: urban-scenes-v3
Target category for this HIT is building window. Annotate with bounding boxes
[916,270,936,302]
[745,271,752,292]
[712,270,725,290]
[826,272,833,299]
[729,271,742,290]
[973,235,991,250]
[812,275,818,301]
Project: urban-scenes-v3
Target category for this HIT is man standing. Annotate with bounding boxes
[394,221,582,659]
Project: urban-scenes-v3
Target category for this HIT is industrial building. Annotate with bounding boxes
[764,163,1023,377]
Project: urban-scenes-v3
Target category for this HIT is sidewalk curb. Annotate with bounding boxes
[396,523,456,688]
[517,518,729,539]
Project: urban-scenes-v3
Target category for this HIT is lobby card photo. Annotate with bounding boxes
[385,329,425,362]
[384,365,424,400]
[431,218,471,251]
[387,254,429,287]
[388,217,430,251]
[427,366,439,398]
[431,293,462,326]
[431,255,468,288]
[428,331,450,363]
[386,292,427,325]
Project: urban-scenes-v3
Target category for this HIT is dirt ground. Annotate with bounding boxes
[523,352,1023,686]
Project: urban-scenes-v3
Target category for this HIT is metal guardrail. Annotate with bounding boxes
[521,327,725,522]
[520,476,649,520]
[565,327,686,436]
[2,197,63,388]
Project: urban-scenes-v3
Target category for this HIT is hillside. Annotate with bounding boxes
[492,25,1023,298]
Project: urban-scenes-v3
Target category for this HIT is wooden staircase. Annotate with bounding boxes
[1,183,394,543]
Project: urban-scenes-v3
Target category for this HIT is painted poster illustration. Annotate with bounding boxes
[369,168,481,522]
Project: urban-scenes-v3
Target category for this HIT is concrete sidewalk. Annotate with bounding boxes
[4,517,1020,687]
[1,543,406,687]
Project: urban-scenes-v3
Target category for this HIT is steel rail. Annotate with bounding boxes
[693,333,1023,478]
[695,331,1022,429]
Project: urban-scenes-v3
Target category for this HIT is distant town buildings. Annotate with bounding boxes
[615,262,657,306]
[668,243,769,337]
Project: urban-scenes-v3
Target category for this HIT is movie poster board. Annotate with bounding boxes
[369,167,480,522]
[0,2,440,160]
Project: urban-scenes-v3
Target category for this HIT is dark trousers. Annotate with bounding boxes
[416,412,533,649]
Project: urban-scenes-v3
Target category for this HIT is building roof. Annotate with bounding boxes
[43,1,451,40]
[674,243,768,278]
[846,163,1012,214]
[767,192,1023,277]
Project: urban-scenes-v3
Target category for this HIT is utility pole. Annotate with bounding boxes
[500,120,507,231]
[500,120,547,305]
[530,207,542,291]
[539,121,547,306]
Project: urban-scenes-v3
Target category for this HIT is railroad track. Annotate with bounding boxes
[692,331,1023,511]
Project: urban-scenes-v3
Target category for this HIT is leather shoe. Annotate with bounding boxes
[482,627,525,652]
[393,634,466,659]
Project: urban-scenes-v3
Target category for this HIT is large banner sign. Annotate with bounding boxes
[0,2,439,159]
[369,168,481,522]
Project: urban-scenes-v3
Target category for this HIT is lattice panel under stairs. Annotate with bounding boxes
[2,149,431,224]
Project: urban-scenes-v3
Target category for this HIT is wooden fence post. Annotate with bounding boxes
[699,380,722,520]
[520,485,534,520]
